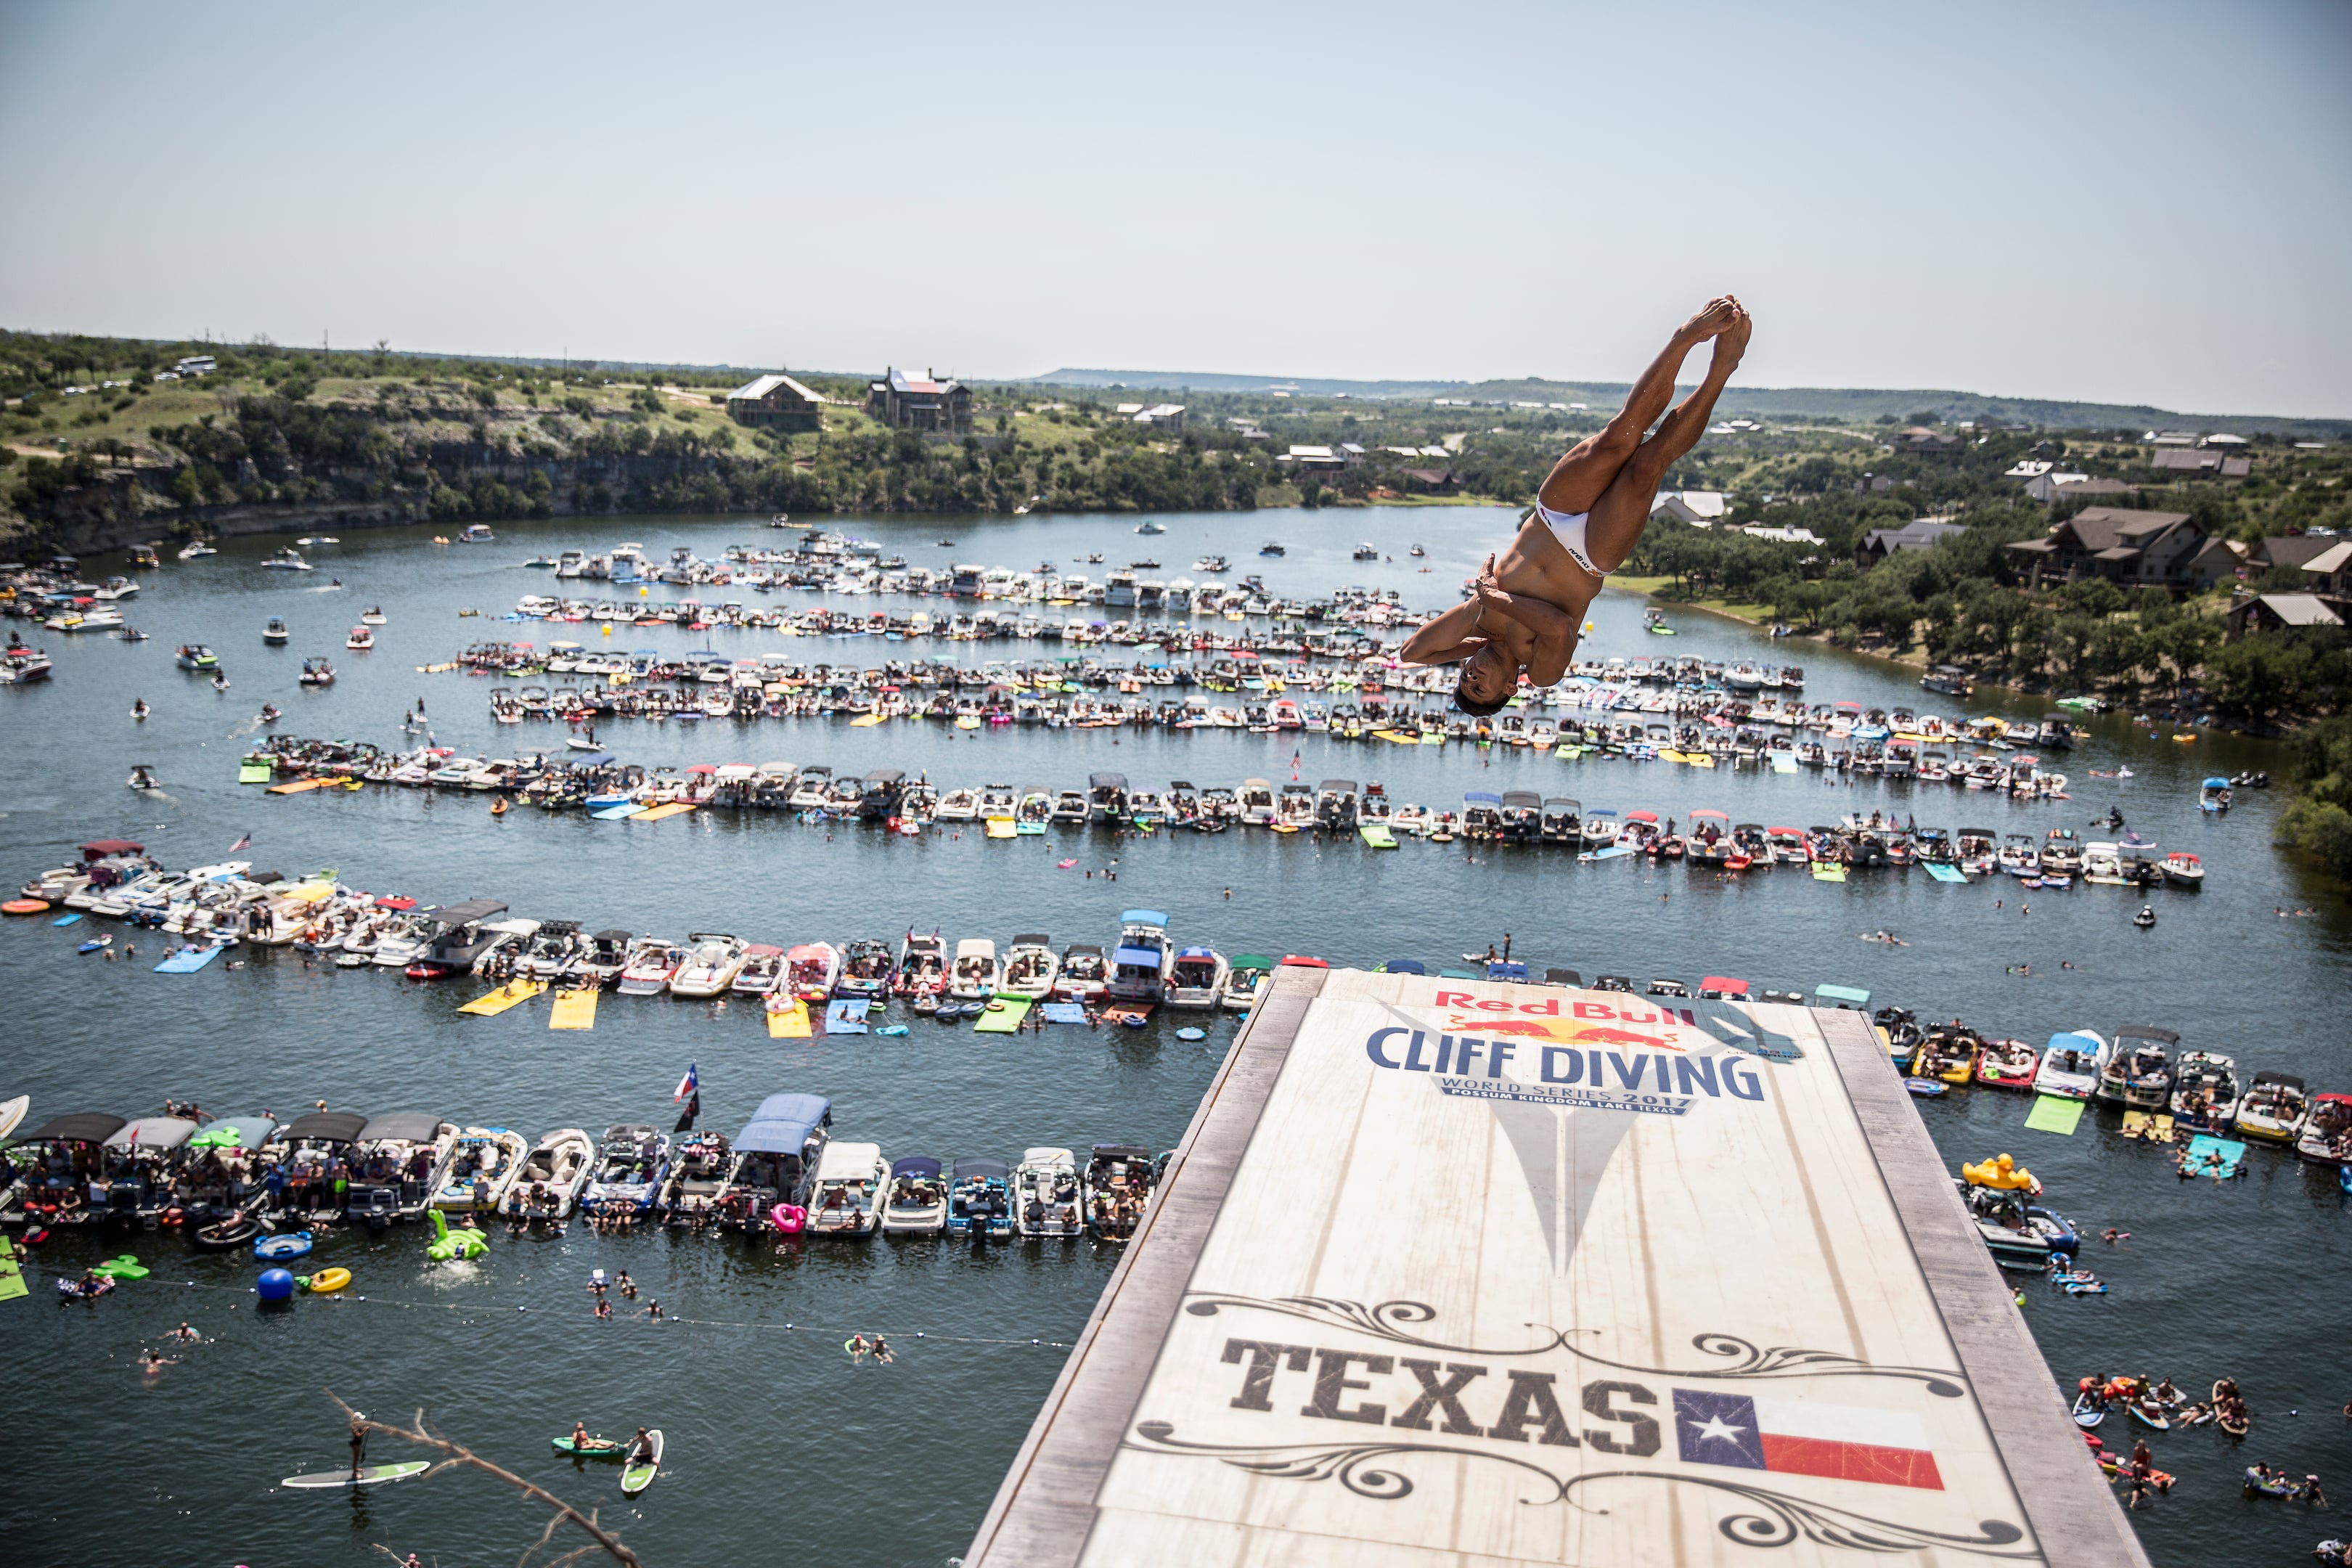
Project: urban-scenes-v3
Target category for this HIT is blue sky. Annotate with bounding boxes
[3,1,2347,415]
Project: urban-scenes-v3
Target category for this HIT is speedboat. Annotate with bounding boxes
[1222,955,1271,1010]
[582,1125,670,1215]
[262,548,311,571]
[716,1094,830,1234]
[656,1131,733,1225]
[505,1128,595,1221]
[1975,1037,2040,1090]
[2161,852,2204,888]
[669,932,748,997]
[346,626,375,651]
[344,1114,460,1228]
[835,938,894,998]
[1955,1180,2079,1270]
[730,944,785,995]
[520,920,584,980]
[616,937,687,997]
[264,617,290,645]
[576,928,633,987]
[1082,1144,1158,1238]
[785,942,841,1001]
[1108,909,1172,1005]
[176,643,219,671]
[2295,1094,2352,1164]
[2033,1032,2102,1100]
[881,1156,948,1233]
[894,932,946,997]
[1013,1147,1083,1238]
[1167,946,1229,1009]
[2168,1050,2240,1130]
[1909,1026,1978,1085]
[1053,942,1107,1003]
[298,656,335,687]
[945,1157,1013,1239]
[806,1140,890,1237]
[1000,934,1058,1000]
[950,938,1000,1000]
[361,607,388,626]
[2094,1026,2176,1109]
[2234,1073,2310,1144]
[432,1126,528,1211]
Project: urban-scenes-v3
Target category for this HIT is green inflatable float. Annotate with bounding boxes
[426,1209,489,1262]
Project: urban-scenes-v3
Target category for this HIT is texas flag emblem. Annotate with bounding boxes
[1673,1389,1943,1490]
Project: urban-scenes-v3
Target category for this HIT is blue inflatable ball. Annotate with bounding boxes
[256,1267,296,1302]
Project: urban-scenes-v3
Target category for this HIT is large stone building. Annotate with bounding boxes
[867,367,971,434]
[724,372,825,432]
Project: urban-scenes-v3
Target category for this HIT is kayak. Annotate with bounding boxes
[552,1435,627,1460]
[283,1462,430,1490]
[620,1429,663,1497]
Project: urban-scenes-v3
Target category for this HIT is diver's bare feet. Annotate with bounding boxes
[1679,297,1740,345]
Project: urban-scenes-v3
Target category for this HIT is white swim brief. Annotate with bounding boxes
[1535,499,1609,577]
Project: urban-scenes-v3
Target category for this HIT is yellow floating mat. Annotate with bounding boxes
[1372,730,1419,745]
[984,818,1017,838]
[767,998,811,1038]
[2120,1110,2176,1140]
[632,802,695,822]
[458,978,546,1016]
[850,713,888,727]
[1686,752,1717,768]
[548,988,598,1031]
[268,777,335,795]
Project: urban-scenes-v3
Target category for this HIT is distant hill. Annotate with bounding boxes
[1026,368,2349,438]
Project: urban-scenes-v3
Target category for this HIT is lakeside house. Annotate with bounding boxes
[1895,425,1965,455]
[2003,505,2236,592]
[1116,403,1186,431]
[2025,472,2133,505]
[724,372,825,432]
[1284,445,1344,471]
[2151,447,2253,477]
[1740,523,1826,544]
[2248,534,2343,574]
[1649,489,1726,526]
[1400,467,1455,494]
[2298,539,2352,595]
[2225,592,2343,640]
[867,367,971,435]
[1856,518,1967,567]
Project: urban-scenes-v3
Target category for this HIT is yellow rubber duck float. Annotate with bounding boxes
[1963,1152,2038,1192]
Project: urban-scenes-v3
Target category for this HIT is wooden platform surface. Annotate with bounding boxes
[966,967,2149,1568]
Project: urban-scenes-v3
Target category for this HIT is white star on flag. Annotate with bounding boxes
[1690,1413,1747,1445]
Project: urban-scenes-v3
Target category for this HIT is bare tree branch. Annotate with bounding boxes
[324,1390,640,1568]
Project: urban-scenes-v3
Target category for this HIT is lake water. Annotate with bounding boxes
[4,506,2347,1567]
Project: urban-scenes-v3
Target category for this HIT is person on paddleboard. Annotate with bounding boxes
[348,1415,368,1479]
[626,1426,655,1465]
[1400,297,1752,714]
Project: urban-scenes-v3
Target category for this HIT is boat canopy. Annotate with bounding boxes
[1317,778,1358,793]
[23,1111,126,1145]
[190,1115,277,1149]
[814,1140,882,1181]
[603,1123,659,1143]
[592,928,634,944]
[80,839,144,859]
[1698,976,1749,997]
[570,751,617,767]
[1121,910,1169,928]
[2248,1070,2305,1090]
[1545,968,1583,987]
[1090,1143,1152,1161]
[278,1110,369,1144]
[2202,777,2231,788]
[1114,947,1162,968]
[865,767,906,785]
[891,1156,942,1180]
[952,1157,1009,1182]
[736,1093,831,1155]
[1021,1146,1075,1166]
[1011,933,1052,948]
[1280,954,1330,968]
[1090,772,1129,790]
[1230,955,1273,973]
[1813,984,1871,1006]
[2115,1025,2181,1046]
[1176,945,1216,960]
[955,937,995,957]
[1463,790,1502,805]
[104,1116,198,1151]
[1502,790,1541,809]
[1384,958,1428,975]
[2048,1032,2102,1053]
[359,1113,446,1144]
[430,898,507,929]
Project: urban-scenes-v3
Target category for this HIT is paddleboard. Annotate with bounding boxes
[154,944,225,973]
[1590,843,1639,860]
[283,1462,430,1490]
[52,912,82,927]
[268,778,332,795]
[620,1430,663,1497]
[548,989,598,1031]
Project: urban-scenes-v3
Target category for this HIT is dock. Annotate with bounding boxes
[965,967,2150,1567]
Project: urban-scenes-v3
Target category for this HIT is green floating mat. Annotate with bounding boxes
[973,997,1032,1034]
[2023,1096,2084,1135]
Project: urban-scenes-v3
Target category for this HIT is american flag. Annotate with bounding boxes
[673,1062,699,1102]
[229,832,251,852]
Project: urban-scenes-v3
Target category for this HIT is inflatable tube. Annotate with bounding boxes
[770,1202,807,1234]
[253,1231,314,1261]
[303,1266,352,1293]
[256,1267,295,1302]
[192,1215,260,1251]
[92,1254,150,1280]
[2,898,50,915]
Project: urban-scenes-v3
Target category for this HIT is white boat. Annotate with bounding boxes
[936,787,981,821]
[1000,934,1058,1000]
[730,944,785,995]
[881,1156,947,1233]
[1013,1146,1082,1238]
[806,1140,890,1237]
[784,942,841,1000]
[505,1127,595,1220]
[1108,909,1172,1004]
[1167,945,1229,1009]
[346,626,375,650]
[262,548,312,571]
[2094,1026,2176,1109]
[2234,1073,2310,1144]
[430,1126,528,1211]
[2032,1032,2102,1100]
[1222,955,1271,1010]
[583,1125,670,1214]
[950,937,1000,1000]
[668,931,748,997]
[2168,1050,2240,1128]
[344,1114,460,1225]
[1053,942,1107,1002]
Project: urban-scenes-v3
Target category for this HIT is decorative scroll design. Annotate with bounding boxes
[1124,1423,2035,1559]
[1180,1295,1967,1396]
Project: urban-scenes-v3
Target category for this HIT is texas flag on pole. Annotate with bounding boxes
[1673,1389,1943,1490]
[673,1062,699,1103]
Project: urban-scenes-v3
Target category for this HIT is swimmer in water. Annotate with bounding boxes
[139,1352,178,1377]
[166,1320,201,1342]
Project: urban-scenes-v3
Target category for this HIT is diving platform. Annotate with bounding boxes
[965,966,2149,1568]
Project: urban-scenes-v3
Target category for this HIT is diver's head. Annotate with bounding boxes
[1453,644,1515,717]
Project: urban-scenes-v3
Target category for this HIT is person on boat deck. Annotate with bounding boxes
[1400,298,1751,714]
